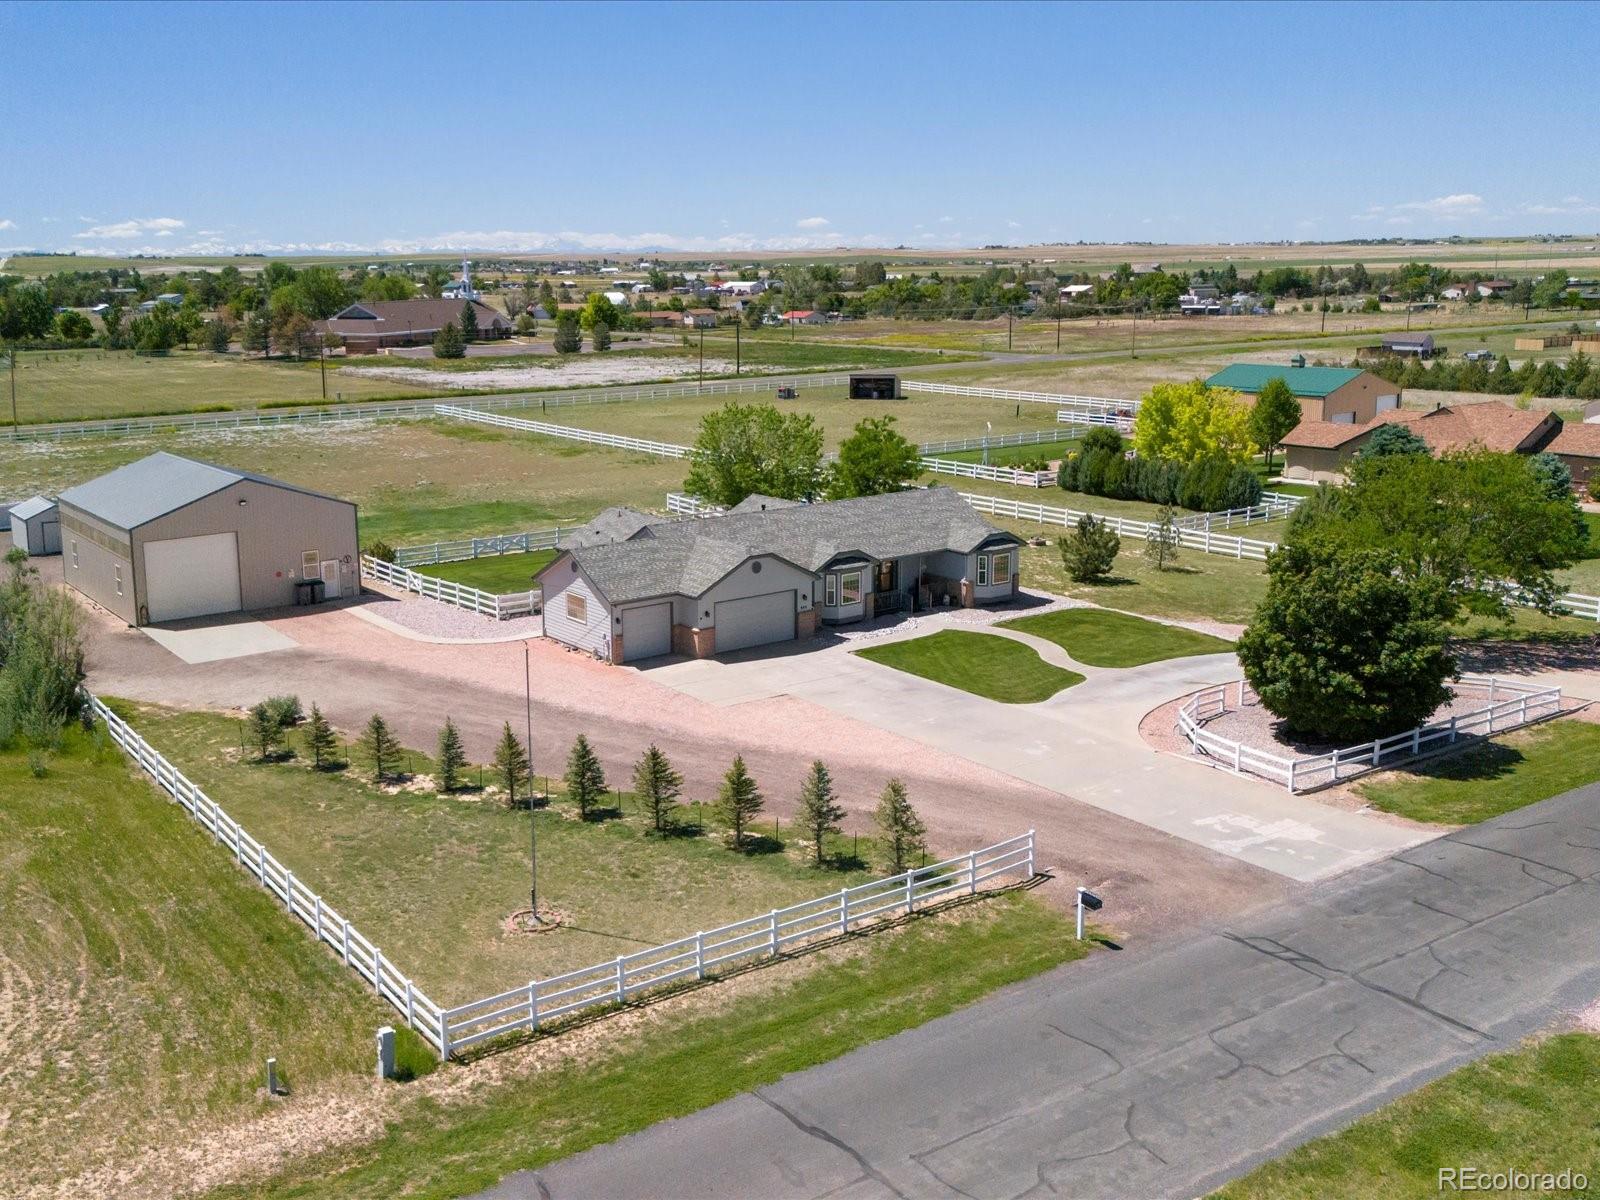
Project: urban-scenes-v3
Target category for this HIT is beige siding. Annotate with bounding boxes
[1322,373,1392,425]
[59,506,137,624]
[132,480,357,620]
[1282,445,1354,483]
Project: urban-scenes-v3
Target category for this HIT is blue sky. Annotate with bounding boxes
[4,0,1599,256]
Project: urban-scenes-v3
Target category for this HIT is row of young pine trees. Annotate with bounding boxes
[245,699,929,873]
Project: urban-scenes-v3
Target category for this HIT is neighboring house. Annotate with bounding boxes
[1279,402,1564,484]
[682,308,718,328]
[1544,419,1600,492]
[780,309,826,325]
[56,452,358,626]
[1205,363,1399,425]
[316,299,510,352]
[1441,284,1474,300]
[535,488,1024,664]
[1382,333,1436,358]
[8,495,61,556]
[634,311,681,328]
[1476,280,1513,297]
[137,293,182,313]
[719,280,767,296]
[1058,283,1095,300]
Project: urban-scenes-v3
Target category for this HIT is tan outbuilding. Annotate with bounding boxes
[57,452,359,626]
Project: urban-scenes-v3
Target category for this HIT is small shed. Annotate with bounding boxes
[9,495,61,556]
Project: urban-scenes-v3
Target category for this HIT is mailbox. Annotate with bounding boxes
[1078,889,1103,911]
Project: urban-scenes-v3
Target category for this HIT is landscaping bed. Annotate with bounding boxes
[853,629,1084,702]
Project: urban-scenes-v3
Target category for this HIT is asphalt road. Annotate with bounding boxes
[485,781,1600,1200]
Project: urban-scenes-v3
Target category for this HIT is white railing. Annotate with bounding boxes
[1057,410,1135,432]
[667,492,722,517]
[436,404,692,458]
[1260,490,1308,507]
[89,697,450,1054]
[362,554,539,619]
[921,457,1056,488]
[439,831,1037,1053]
[394,527,564,568]
[1175,676,1563,791]
[918,429,1082,455]
[957,492,1277,562]
[1172,495,1302,532]
[902,380,1137,412]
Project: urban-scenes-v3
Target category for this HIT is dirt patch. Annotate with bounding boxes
[345,356,755,391]
[504,907,570,935]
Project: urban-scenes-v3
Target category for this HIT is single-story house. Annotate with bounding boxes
[1279,402,1566,484]
[1059,283,1095,300]
[316,299,511,353]
[1544,419,1600,491]
[1440,284,1474,301]
[635,311,681,328]
[9,495,61,556]
[535,488,1023,664]
[780,310,826,325]
[1206,364,1399,425]
[1382,333,1436,358]
[683,308,718,328]
[719,280,767,296]
[57,452,359,626]
[1476,280,1513,297]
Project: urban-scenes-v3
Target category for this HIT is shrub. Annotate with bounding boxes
[263,694,303,726]
[364,540,396,563]
[1058,513,1120,582]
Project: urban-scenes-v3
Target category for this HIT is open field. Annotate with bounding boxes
[1000,608,1233,666]
[0,728,424,1199]
[118,702,899,1004]
[1011,535,1270,624]
[1215,1032,1600,1200]
[853,630,1084,702]
[203,888,1082,1200]
[0,419,690,547]
[1356,719,1600,825]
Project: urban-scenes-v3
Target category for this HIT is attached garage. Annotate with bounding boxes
[619,602,671,662]
[714,590,796,653]
[56,451,359,627]
[143,532,243,622]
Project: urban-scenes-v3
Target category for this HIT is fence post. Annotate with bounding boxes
[314,895,323,943]
[1232,742,1241,773]
[968,850,979,894]
[341,918,351,965]
[529,978,540,1028]
[1025,830,1036,878]
[694,932,705,979]
[614,956,626,1003]
[839,889,850,934]
[257,841,267,882]
[1287,759,1297,792]
[769,910,779,955]
[373,948,384,994]
[405,978,415,1029]
[905,870,916,914]
[438,1010,451,1060]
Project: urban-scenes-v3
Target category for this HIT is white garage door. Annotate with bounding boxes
[714,590,795,654]
[1377,394,1400,411]
[620,602,672,662]
[144,532,242,623]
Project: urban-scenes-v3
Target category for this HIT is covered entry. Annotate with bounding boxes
[143,532,243,622]
[620,602,672,662]
[715,590,796,653]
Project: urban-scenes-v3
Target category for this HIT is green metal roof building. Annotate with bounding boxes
[1204,362,1399,424]
[1206,364,1363,398]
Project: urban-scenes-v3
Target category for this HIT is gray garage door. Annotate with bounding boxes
[144,531,243,623]
[620,602,672,662]
[714,590,796,654]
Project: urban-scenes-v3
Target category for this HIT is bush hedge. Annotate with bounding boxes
[1057,434,1261,513]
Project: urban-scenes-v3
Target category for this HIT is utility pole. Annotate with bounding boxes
[8,344,15,437]
[525,645,539,921]
[735,319,741,376]
[698,325,704,388]
[1130,301,1138,358]
[1056,308,1062,351]
[318,340,327,399]
[1007,310,1013,352]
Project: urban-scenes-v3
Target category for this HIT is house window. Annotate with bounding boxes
[825,575,837,607]
[71,540,79,569]
[115,564,123,596]
[840,572,861,606]
[976,555,990,586]
[301,550,320,577]
[566,592,588,623]
[991,552,1011,584]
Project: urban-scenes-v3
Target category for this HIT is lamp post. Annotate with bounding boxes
[525,644,540,921]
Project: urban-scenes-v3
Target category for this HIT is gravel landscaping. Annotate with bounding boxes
[352,585,544,641]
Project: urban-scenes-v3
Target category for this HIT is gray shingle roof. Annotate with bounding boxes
[559,506,658,548]
[57,452,349,530]
[9,495,56,521]
[555,487,1018,605]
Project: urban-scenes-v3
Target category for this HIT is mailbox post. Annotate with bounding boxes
[1075,887,1102,941]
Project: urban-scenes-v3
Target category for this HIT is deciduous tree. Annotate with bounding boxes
[826,415,922,499]
[1144,505,1181,570]
[1132,380,1254,466]
[1247,376,1302,473]
[683,401,826,506]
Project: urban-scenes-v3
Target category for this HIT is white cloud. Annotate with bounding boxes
[0,219,15,231]
[796,216,830,229]
[1352,193,1484,223]
[1006,220,1021,229]
[1518,196,1600,217]
[74,216,186,239]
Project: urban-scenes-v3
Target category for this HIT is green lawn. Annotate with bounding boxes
[411,549,557,592]
[117,702,897,1005]
[1357,719,1600,825]
[1215,1033,1600,1200]
[1000,607,1233,667]
[853,629,1084,702]
[205,890,1084,1200]
[0,727,422,1197]
[934,434,1081,467]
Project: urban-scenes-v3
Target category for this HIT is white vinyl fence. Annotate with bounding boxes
[439,832,1036,1053]
[1057,410,1135,432]
[436,404,692,458]
[89,697,451,1054]
[920,457,1056,488]
[958,492,1277,561]
[917,429,1083,455]
[1172,495,1303,532]
[394,527,564,568]
[362,554,539,619]
[1176,677,1563,791]
[902,380,1137,413]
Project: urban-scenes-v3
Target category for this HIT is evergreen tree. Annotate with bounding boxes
[716,755,764,848]
[305,703,339,770]
[1058,513,1121,582]
[460,301,479,343]
[433,320,465,359]
[1144,505,1181,570]
[553,311,582,354]
[437,716,467,792]
[246,700,284,760]
[631,744,683,832]
[357,713,401,780]
[797,759,845,866]
[874,779,926,873]
[564,733,607,819]
[206,319,231,353]
[591,320,612,351]
[493,721,531,808]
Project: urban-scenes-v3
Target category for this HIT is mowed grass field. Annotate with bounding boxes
[0,728,424,1198]
[120,702,896,1004]
[411,549,557,591]
[854,630,1084,703]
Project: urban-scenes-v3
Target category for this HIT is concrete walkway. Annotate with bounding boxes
[645,616,1426,882]
[487,780,1600,1200]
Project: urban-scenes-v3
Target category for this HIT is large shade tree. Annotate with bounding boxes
[826,415,922,499]
[1132,380,1255,466]
[683,402,826,507]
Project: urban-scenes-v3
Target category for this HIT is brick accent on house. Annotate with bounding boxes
[797,608,819,639]
[960,579,976,608]
[672,624,716,658]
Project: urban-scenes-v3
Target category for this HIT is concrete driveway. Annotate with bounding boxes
[488,780,1600,1200]
[643,615,1426,883]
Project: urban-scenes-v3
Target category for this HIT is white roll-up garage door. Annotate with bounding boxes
[144,532,243,623]
[620,602,672,662]
[714,590,795,654]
